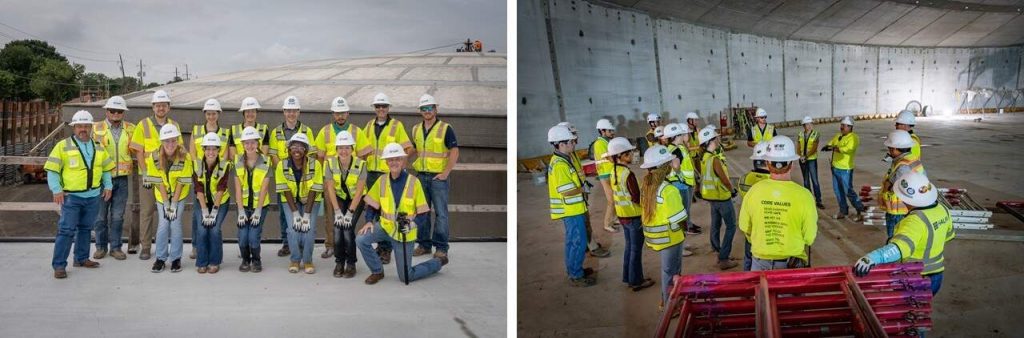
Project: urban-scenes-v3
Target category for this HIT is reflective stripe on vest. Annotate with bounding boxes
[329,156,365,199]
[700,152,731,201]
[235,154,270,208]
[883,154,926,215]
[907,209,946,275]
[361,119,401,173]
[232,123,269,150]
[752,124,774,144]
[192,125,230,160]
[548,155,586,219]
[378,174,419,242]
[798,129,819,160]
[642,183,686,250]
[94,120,134,177]
[610,165,641,218]
[412,121,450,173]
[44,138,108,193]
[194,158,231,205]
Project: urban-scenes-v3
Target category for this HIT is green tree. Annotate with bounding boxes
[0,39,75,101]
[30,59,81,103]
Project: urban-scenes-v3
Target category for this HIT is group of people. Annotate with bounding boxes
[546,108,952,309]
[48,90,460,286]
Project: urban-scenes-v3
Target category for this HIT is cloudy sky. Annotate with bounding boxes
[0,0,506,83]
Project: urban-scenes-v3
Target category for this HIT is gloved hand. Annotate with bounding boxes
[236,210,248,228]
[341,212,354,229]
[821,145,833,152]
[400,221,415,234]
[209,206,219,225]
[200,207,211,227]
[250,208,262,227]
[854,244,901,277]
[166,203,178,221]
[292,212,303,232]
[300,214,311,232]
[853,255,875,277]
[143,182,153,189]
[582,180,592,194]
[333,210,345,229]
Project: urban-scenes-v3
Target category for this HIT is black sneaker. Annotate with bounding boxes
[238,261,251,272]
[277,245,290,257]
[252,260,263,273]
[686,226,702,235]
[151,260,165,273]
[170,259,182,273]
[569,276,596,287]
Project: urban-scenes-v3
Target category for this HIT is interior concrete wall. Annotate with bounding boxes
[517,0,1024,158]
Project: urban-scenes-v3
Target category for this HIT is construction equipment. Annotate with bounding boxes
[656,263,933,337]
[861,186,994,230]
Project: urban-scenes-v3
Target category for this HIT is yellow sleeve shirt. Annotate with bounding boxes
[739,179,818,261]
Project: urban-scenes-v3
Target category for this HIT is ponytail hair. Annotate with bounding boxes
[640,164,671,224]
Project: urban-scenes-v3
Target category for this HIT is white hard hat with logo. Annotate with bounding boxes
[103,96,129,111]
[203,99,222,112]
[663,123,688,138]
[641,145,673,169]
[755,108,768,118]
[653,126,664,138]
[418,94,438,107]
[159,124,180,141]
[603,137,634,158]
[698,126,719,145]
[763,136,800,162]
[884,130,915,149]
[372,93,391,106]
[287,132,310,148]
[282,95,301,110]
[239,126,261,142]
[70,110,94,125]
[750,142,769,160]
[802,116,813,125]
[595,119,615,131]
[335,130,356,147]
[893,171,937,207]
[330,97,350,113]
[548,125,574,143]
[239,97,261,112]
[686,112,700,121]
[647,113,661,122]
[380,142,407,159]
[895,110,916,125]
[841,116,854,126]
[151,90,171,104]
[200,132,223,148]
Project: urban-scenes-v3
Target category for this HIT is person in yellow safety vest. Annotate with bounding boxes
[191,132,231,274]
[644,113,661,149]
[698,126,739,270]
[895,109,921,158]
[325,130,369,278]
[639,145,688,306]
[746,108,776,150]
[821,116,866,222]
[740,136,818,271]
[269,95,318,258]
[410,94,459,258]
[275,133,324,274]
[315,96,362,260]
[357,142,448,285]
[129,89,183,261]
[143,124,193,273]
[663,123,702,237]
[557,121,611,258]
[653,126,666,146]
[879,130,926,242]
[738,142,771,271]
[92,96,134,261]
[796,116,824,209]
[232,126,273,273]
[854,171,953,298]
[604,137,655,292]
[593,118,620,234]
[685,112,702,155]
[546,125,594,287]
[188,99,231,261]
[46,110,114,279]
[358,92,414,265]
[228,97,270,159]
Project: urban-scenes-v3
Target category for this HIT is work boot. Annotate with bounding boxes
[73,260,100,268]
[151,260,166,273]
[197,266,208,274]
[170,259,182,273]
[289,262,300,273]
[631,278,655,292]
[343,264,356,278]
[583,267,595,277]
[238,261,251,272]
[110,250,127,260]
[413,246,431,257]
[364,272,385,285]
[378,248,391,265]
[252,259,263,273]
[334,263,345,278]
[189,247,196,259]
[208,265,219,274]
[438,255,449,267]
[277,245,290,257]
[433,250,448,259]
[321,247,333,259]
[54,268,67,279]
[589,245,611,258]
[139,248,152,260]
[569,276,596,287]
[127,244,139,254]
[93,248,107,260]
[850,212,865,222]
[718,260,738,270]
[832,213,847,220]
[239,247,251,272]
[304,263,315,274]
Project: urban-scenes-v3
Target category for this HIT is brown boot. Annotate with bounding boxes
[139,248,152,260]
[73,260,100,268]
[54,268,67,279]
[718,260,738,270]
[110,250,127,260]
[413,246,431,257]
[364,272,385,285]
[93,249,107,260]
[333,263,344,278]
[343,264,356,278]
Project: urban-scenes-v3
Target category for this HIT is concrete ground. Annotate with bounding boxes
[517,113,1024,337]
[0,242,505,338]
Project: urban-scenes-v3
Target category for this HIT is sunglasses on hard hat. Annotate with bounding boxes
[108,110,125,114]
[373,104,389,109]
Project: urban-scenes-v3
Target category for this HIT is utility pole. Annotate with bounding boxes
[118,54,127,93]
[185,64,190,80]
[137,59,144,88]
[175,66,179,80]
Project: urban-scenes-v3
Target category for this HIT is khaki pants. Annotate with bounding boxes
[136,181,157,250]
[599,178,616,228]
[322,203,335,248]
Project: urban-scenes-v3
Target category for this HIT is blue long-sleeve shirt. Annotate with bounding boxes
[48,137,112,198]
[364,170,428,227]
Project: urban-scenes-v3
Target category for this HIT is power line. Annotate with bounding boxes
[0,20,114,56]
[0,34,119,63]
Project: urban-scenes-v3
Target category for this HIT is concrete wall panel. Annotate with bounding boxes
[878,47,925,113]
[655,20,730,126]
[517,0,563,158]
[728,34,785,123]
[784,40,833,120]
[832,45,878,117]
[922,48,971,115]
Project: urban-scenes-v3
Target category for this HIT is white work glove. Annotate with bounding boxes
[250,208,262,227]
[200,207,211,227]
[236,209,248,228]
[300,214,311,232]
[853,255,875,277]
[400,220,415,234]
[166,203,178,221]
[292,212,303,232]
[333,210,345,229]
[341,212,354,229]
[207,207,219,227]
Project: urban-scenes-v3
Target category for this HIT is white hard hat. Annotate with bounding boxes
[663,123,688,138]
[893,171,937,207]
[203,98,222,112]
[239,126,261,142]
[335,130,356,147]
[686,112,700,121]
[647,113,661,122]
[640,145,674,169]
[698,126,719,145]
[372,93,391,106]
[895,110,916,125]
[763,135,800,162]
[380,142,407,159]
[595,119,615,131]
[750,142,769,160]
[151,90,171,104]
[603,137,635,158]
[239,97,261,112]
[159,124,180,141]
[69,110,94,125]
[653,126,664,138]
[755,108,768,118]
[103,96,129,111]
[200,132,223,147]
[287,133,310,148]
[282,95,301,110]
[841,116,854,126]
[418,94,437,107]
[548,125,574,143]
[556,121,577,133]
[330,97,350,113]
[884,130,915,149]
[802,116,813,125]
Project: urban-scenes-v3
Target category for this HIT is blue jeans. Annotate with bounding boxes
[284,201,321,263]
[799,159,822,204]
[94,176,129,251]
[194,202,228,267]
[416,174,451,253]
[709,200,737,262]
[238,208,267,259]
[927,273,943,295]
[52,195,100,269]
[155,200,186,262]
[751,257,806,271]
[671,182,693,229]
[366,171,392,253]
[831,168,865,215]
[560,214,587,279]
[276,193,289,245]
[659,243,683,303]
[356,222,443,283]
[621,217,644,286]
[885,213,906,242]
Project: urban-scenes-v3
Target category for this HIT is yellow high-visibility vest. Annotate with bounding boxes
[359,118,412,173]
[910,133,921,158]
[642,182,687,251]
[44,137,115,192]
[326,155,367,200]
[609,164,641,218]
[316,122,361,158]
[269,122,317,161]
[230,123,269,152]
[751,124,775,145]
[93,120,134,177]
[827,132,859,170]
[739,170,770,199]
[191,124,230,161]
[130,117,183,175]
[881,153,926,215]
[797,129,819,161]
[890,204,955,275]
[700,151,731,201]
[592,137,612,179]
[234,153,271,208]
[193,158,232,205]
[275,158,324,202]
[548,154,586,219]
[363,172,429,242]
[666,144,696,186]
[412,120,452,173]
[143,152,193,204]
